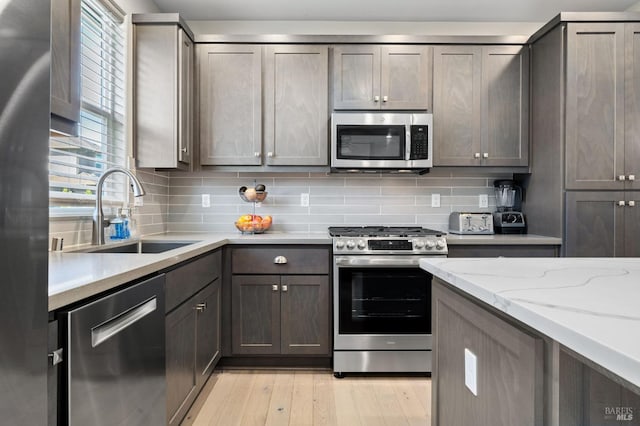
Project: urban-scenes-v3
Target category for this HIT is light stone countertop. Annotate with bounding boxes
[49,232,331,311]
[445,234,562,245]
[48,231,560,312]
[420,257,640,389]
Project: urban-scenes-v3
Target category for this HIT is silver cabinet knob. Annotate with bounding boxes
[254,152,260,157]
[274,255,288,264]
[194,302,207,312]
[629,200,636,207]
[272,284,279,291]
[474,153,481,159]
[281,285,288,292]
[618,175,626,181]
[483,153,489,158]
[181,147,188,153]
[267,152,274,158]
[629,174,636,181]
[618,200,626,207]
[374,95,380,102]
[382,95,388,102]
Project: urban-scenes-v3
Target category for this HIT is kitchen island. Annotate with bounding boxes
[420,257,640,426]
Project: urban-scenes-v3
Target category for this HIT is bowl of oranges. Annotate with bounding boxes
[235,214,273,234]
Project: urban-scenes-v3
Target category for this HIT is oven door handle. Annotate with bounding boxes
[334,256,440,267]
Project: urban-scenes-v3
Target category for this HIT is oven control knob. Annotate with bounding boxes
[425,240,435,250]
[414,239,425,249]
[346,240,356,249]
[436,239,446,250]
[335,240,345,249]
[357,240,366,250]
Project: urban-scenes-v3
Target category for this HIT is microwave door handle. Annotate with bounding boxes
[405,124,410,160]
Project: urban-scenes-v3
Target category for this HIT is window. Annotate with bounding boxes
[49,0,127,216]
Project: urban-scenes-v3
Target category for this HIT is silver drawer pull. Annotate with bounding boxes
[274,256,288,264]
[194,302,207,312]
[483,152,489,158]
[618,200,626,207]
[91,297,157,348]
[629,200,636,207]
[374,95,380,102]
[474,153,481,159]
[272,284,279,291]
[281,285,288,292]
[618,175,626,181]
[629,174,636,181]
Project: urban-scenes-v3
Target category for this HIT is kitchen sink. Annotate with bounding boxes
[80,240,200,254]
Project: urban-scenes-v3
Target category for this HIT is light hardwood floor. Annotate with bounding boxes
[183,370,431,426]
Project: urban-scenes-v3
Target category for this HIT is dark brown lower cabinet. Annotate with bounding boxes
[447,244,560,258]
[231,274,330,356]
[565,191,640,257]
[432,278,543,426]
[166,280,221,425]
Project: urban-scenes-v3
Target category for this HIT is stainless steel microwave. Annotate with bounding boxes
[331,112,433,173]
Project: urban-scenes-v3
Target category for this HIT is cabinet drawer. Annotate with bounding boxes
[166,250,222,313]
[232,247,329,274]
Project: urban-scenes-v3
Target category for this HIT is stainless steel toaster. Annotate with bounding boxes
[449,212,494,234]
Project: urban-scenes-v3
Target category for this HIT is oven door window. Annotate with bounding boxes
[338,267,431,334]
[336,125,405,160]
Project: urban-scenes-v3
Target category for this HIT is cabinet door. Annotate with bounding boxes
[380,45,432,110]
[482,46,529,166]
[231,275,281,355]
[332,45,381,109]
[178,29,193,165]
[433,46,482,166]
[625,23,640,191]
[195,280,221,388]
[198,44,262,165]
[166,297,197,425]
[134,24,181,169]
[566,23,625,190]
[565,191,625,257]
[625,195,640,257]
[263,45,329,166]
[50,0,80,133]
[280,275,330,355]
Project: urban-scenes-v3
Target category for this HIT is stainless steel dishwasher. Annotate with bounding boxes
[62,274,166,425]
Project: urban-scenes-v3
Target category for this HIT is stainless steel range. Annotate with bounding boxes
[329,226,447,377]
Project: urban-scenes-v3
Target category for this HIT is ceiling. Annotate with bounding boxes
[153,0,639,22]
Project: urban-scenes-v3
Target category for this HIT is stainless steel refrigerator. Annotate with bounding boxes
[0,0,50,424]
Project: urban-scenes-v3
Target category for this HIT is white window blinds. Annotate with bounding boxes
[49,0,127,212]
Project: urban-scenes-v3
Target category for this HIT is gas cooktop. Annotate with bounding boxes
[329,226,448,255]
[328,226,445,238]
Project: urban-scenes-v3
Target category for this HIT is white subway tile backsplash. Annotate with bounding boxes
[164,171,507,234]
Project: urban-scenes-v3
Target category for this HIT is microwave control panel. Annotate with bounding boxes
[409,125,429,160]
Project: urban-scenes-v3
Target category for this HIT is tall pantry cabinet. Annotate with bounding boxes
[526,16,640,257]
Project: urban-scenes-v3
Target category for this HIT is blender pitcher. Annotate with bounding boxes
[494,180,522,212]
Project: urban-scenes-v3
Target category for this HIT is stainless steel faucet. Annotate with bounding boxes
[92,167,146,245]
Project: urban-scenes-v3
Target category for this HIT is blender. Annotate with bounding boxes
[493,180,527,234]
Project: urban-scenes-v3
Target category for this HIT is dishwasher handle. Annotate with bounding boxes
[91,297,157,348]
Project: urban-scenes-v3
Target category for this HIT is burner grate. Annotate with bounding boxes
[328,226,444,237]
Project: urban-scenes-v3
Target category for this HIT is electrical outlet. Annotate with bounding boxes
[465,348,478,396]
[479,194,489,208]
[201,194,210,208]
[300,193,310,207]
[431,193,441,208]
[134,197,144,207]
